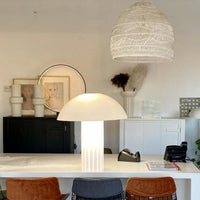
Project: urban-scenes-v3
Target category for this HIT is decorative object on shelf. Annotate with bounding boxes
[111,64,147,117]
[111,73,129,91]
[180,97,200,118]
[58,93,127,172]
[121,91,136,118]
[10,85,23,117]
[142,100,161,119]
[33,85,45,117]
[13,79,38,116]
[110,2,174,63]
[189,108,200,118]
[38,64,86,113]
[125,64,147,92]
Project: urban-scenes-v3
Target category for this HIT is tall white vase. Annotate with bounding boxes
[33,85,45,117]
[10,85,23,117]
[121,91,136,118]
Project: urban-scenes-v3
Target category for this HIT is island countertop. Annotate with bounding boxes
[0,154,198,178]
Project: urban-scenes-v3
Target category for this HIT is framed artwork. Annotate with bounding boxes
[180,97,200,118]
[13,79,38,115]
[40,76,70,112]
[38,64,86,113]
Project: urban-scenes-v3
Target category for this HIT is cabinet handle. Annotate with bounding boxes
[165,128,179,132]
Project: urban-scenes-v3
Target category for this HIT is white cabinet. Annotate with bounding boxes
[120,119,185,155]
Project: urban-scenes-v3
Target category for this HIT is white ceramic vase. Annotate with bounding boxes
[10,85,23,117]
[33,85,45,117]
[33,98,45,117]
[189,108,200,119]
[121,91,136,118]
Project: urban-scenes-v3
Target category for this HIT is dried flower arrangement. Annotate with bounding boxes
[111,64,147,93]
[110,73,129,92]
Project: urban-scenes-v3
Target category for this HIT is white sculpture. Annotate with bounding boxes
[10,85,23,117]
[33,85,45,117]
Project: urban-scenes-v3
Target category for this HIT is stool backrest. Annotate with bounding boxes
[72,178,124,199]
[6,177,62,200]
[126,177,177,200]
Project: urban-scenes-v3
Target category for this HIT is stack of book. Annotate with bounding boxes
[146,161,180,171]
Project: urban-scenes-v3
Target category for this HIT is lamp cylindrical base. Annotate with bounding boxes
[81,121,104,172]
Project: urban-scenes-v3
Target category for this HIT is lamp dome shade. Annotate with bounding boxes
[110,2,174,63]
[57,93,127,121]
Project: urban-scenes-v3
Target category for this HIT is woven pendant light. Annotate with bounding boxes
[110,2,174,63]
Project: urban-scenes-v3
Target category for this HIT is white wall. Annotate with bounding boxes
[0,0,200,153]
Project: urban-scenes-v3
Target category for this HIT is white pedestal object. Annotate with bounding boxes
[33,85,45,117]
[121,91,136,118]
[10,85,23,117]
[34,85,43,98]
[33,98,45,117]
[81,121,104,172]
[11,84,21,97]
[10,97,23,117]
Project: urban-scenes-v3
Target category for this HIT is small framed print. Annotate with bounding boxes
[13,79,38,115]
[40,76,70,112]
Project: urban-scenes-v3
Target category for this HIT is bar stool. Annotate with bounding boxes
[6,177,69,200]
[72,178,125,200]
[126,177,177,200]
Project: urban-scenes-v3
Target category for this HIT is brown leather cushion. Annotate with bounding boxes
[6,177,64,200]
[126,177,176,198]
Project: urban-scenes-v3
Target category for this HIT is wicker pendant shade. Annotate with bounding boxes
[110,2,174,63]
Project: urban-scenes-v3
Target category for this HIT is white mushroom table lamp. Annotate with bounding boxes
[57,93,127,172]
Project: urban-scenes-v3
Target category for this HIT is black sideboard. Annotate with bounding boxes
[3,116,74,153]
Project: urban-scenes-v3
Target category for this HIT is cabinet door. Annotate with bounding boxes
[45,120,74,153]
[3,118,46,153]
[142,121,161,154]
[45,120,66,153]
[160,120,180,154]
[3,117,74,153]
[120,119,185,155]
[17,119,45,153]
[124,120,143,153]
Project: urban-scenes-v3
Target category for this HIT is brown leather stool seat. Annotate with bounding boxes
[126,177,177,200]
[6,177,69,200]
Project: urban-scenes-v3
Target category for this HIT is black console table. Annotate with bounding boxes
[3,116,74,153]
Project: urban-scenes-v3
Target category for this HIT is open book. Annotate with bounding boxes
[146,161,180,171]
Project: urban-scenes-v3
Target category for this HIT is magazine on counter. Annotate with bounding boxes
[146,161,180,171]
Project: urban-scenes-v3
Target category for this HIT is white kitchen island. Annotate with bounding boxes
[0,154,199,200]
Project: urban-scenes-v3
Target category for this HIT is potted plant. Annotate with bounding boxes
[191,139,200,168]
